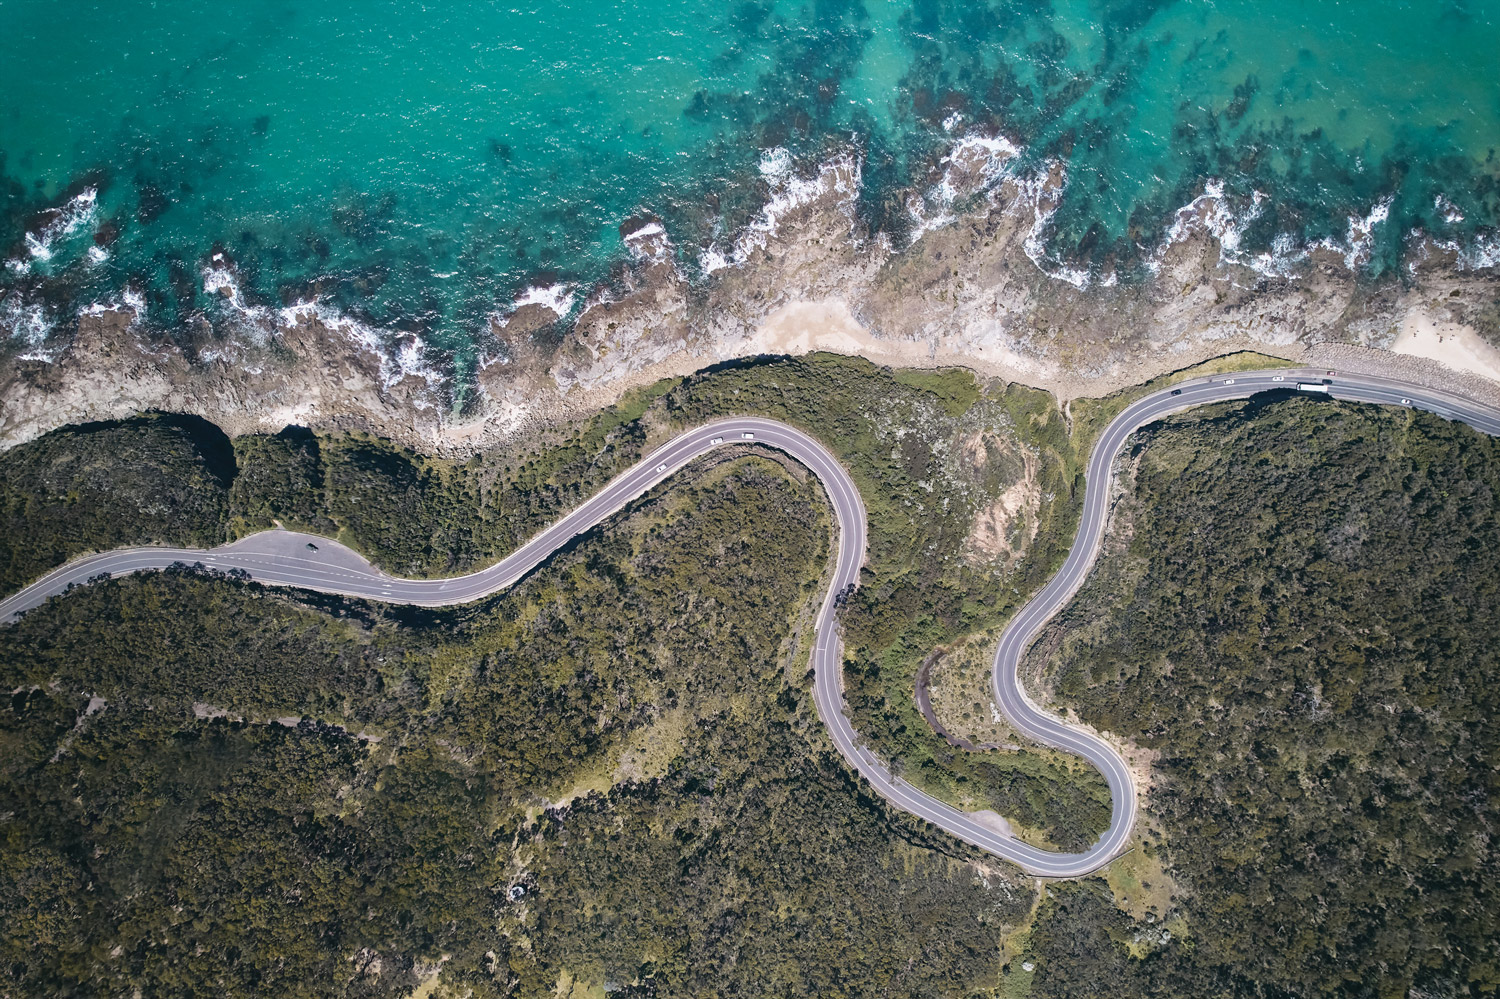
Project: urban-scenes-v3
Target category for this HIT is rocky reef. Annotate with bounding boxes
[5,137,1500,454]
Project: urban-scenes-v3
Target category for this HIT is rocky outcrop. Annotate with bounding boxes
[5,141,1500,454]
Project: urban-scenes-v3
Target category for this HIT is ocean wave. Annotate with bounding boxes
[8,187,99,277]
[78,286,145,324]
[1416,230,1500,273]
[1015,160,1092,290]
[698,147,862,278]
[1435,195,1466,226]
[1462,233,1500,269]
[1334,197,1393,271]
[508,282,576,318]
[1150,179,1308,278]
[623,221,666,253]
[199,256,447,396]
[485,281,580,361]
[906,131,1022,245]
[202,255,277,347]
[2,295,61,361]
[278,297,446,392]
[1150,180,1405,279]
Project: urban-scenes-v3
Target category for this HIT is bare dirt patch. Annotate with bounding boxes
[963,434,1041,562]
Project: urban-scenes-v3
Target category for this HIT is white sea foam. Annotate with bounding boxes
[624,222,664,243]
[488,281,579,334]
[697,147,862,278]
[3,295,62,361]
[4,299,53,345]
[1463,233,1500,269]
[476,348,509,370]
[201,258,278,346]
[510,282,576,317]
[622,221,674,265]
[76,287,147,330]
[279,297,446,391]
[202,257,255,314]
[1248,232,1310,278]
[907,131,1022,245]
[1339,197,1392,271]
[698,246,732,277]
[12,187,99,275]
[1153,179,1284,276]
[1013,160,1091,289]
[1406,227,1500,273]
[1435,195,1465,225]
[1150,180,1404,278]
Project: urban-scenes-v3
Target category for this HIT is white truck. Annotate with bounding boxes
[1296,382,1331,394]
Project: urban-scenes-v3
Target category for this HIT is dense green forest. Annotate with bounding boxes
[1023,397,1500,998]
[0,414,234,592]
[1,456,1034,998]
[6,362,1499,997]
[0,353,1112,845]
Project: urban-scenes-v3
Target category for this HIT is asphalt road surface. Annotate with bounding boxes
[4,368,1498,876]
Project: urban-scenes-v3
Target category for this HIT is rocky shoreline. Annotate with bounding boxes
[5,139,1500,454]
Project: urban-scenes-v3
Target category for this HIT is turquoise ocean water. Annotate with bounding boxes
[2,0,1498,362]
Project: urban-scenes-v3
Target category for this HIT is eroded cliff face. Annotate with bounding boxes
[5,143,1500,454]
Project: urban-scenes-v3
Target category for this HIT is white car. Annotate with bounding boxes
[656,464,667,473]
[710,437,723,445]
[1224,378,1235,385]
[1401,398,1411,405]
[742,432,755,440]
[1271,375,1285,382]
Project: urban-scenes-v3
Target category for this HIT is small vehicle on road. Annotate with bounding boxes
[656,464,667,473]
[1401,398,1411,405]
[710,437,723,445]
[1171,389,1182,395]
[1271,375,1285,382]
[1224,378,1235,385]
[742,432,755,440]
[306,542,318,551]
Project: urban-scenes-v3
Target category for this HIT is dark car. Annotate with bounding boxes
[306,542,319,551]
[1171,388,1182,395]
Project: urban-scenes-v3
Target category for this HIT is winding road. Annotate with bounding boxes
[4,367,1499,876]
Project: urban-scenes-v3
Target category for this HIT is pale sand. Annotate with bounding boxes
[731,299,1289,403]
[738,299,884,358]
[741,299,1057,388]
[970,809,1015,838]
[1392,310,1500,384]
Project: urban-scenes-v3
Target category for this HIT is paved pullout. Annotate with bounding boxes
[4,369,1499,876]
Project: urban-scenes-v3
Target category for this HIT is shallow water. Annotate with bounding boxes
[2,0,1497,358]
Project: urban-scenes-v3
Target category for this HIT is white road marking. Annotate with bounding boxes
[3,371,1497,876]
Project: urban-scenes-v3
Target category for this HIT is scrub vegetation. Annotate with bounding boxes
[4,365,1499,997]
[1020,396,1500,998]
[0,455,1036,999]
[0,353,1112,845]
[0,414,234,593]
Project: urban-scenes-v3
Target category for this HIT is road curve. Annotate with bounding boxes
[4,368,1499,876]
